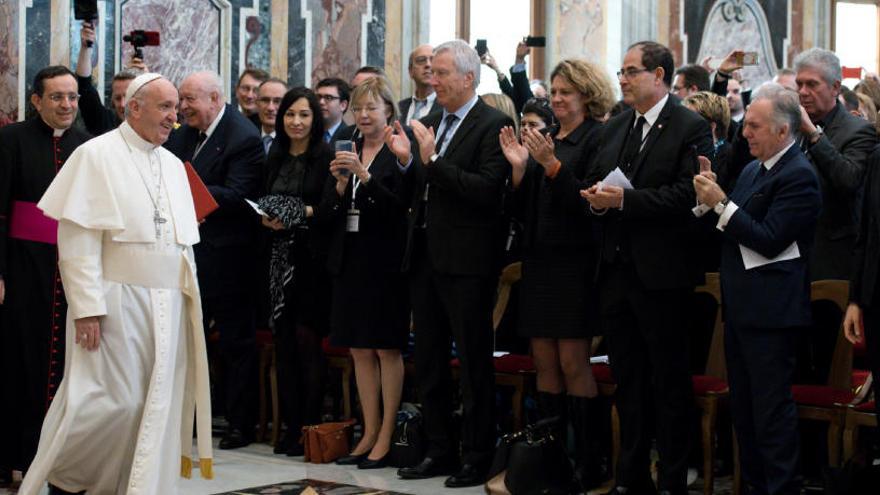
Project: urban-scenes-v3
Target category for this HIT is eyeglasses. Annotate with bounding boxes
[616,68,651,80]
[258,97,283,105]
[413,55,432,66]
[46,93,80,103]
[317,94,341,102]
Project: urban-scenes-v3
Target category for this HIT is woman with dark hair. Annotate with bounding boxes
[499,59,614,491]
[323,77,413,468]
[520,97,556,134]
[256,87,333,456]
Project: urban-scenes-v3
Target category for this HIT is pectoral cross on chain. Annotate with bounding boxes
[153,209,167,238]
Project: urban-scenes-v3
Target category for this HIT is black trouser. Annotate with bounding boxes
[864,304,880,419]
[725,324,801,495]
[202,291,257,434]
[274,307,325,433]
[600,262,693,493]
[409,238,497,466]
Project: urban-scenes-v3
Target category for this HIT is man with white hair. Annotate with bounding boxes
[694,82,821,495]
[19,73,213,495]
[165,71,264,450]
[794,47,878,280]
[398,39,513,488]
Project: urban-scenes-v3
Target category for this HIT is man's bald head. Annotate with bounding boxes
[126,77,179,145]
[179,71,226,131]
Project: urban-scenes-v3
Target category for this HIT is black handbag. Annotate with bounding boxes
[486,417,574,495]
[389,403,426,468]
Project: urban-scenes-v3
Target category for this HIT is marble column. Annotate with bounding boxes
[271,0,288,78]
[0,0,21,125]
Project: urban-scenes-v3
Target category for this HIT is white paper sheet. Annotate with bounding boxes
[739,241,800,270]
[245,199,269,217]
[590,355,609,364]
[597,167,634,191]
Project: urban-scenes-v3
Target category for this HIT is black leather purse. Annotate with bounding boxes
[486,417,574,495]
[388,403,426,468]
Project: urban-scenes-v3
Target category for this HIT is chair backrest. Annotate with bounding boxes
[695,272,726,379]
[493,262,523,331]
[810,280,852,391]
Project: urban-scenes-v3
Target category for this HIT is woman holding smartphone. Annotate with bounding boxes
[257,87,333,456]
[323,77,413,468]
[499,59,615,491]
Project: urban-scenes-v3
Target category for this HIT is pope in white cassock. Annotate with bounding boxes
[19,73,213,495]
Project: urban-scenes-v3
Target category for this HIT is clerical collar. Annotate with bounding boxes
[119,121,159,151]
[36,116,68,137]
[201,105,226,141]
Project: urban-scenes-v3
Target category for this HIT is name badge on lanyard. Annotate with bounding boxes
[347,209,360,232]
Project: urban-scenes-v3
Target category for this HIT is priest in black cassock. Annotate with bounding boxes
[0,66,91,476]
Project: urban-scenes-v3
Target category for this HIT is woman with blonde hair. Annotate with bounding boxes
[482,92,519,133]
[323,76,414,468]
[499,58,614,490]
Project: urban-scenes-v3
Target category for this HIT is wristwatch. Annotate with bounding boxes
[714,197,730,215]
[808,127,824,144]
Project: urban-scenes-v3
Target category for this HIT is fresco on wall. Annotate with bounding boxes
[696,0,778,87]
[309,0,368,86]
[0,0,19,126]
[557,0,606,67]
[119,0,222,86]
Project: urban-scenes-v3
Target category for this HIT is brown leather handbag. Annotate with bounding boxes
[301,419,356,463]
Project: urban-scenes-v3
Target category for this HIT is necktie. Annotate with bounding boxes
[411,99,427,122]
[622,116,647,175]
[193,132,208,159]
[753,163,767,185]
[262,135,273,155]
[324,130,332,143]
[434,114,459,155]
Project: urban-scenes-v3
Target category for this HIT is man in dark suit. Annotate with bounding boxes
[164,71,264,449]
[695,83,821,495]
[315,78,353,144]
[845,144,880,421]
[399,44,441,125]
[793,47,878,281]
[396,40,513,488]
[581,41,713,495]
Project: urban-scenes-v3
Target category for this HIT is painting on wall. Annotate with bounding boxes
[308,0,368,86]
[557,0,606,67]
[118,0,225,87]
[0,0,19,126]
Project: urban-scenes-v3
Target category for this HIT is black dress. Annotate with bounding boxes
[512,119,602,339]
[324,143,412,349]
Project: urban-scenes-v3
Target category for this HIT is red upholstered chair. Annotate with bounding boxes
[255,329,280,445]
[322,337,354,420]
[791,280,854,467]
[491,262,536,431]
[842,399,877,462]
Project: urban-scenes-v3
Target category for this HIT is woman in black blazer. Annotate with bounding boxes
[499,59,615,491]
[323,77,414,468]
[257,87,333,456]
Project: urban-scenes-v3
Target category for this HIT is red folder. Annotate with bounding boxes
[842,66,862,79]
[184,161,219,221]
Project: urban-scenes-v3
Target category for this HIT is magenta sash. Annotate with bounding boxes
[9,201,58,244]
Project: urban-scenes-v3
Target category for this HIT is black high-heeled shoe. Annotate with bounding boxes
[358,452,390,469]
[335,452,369,465]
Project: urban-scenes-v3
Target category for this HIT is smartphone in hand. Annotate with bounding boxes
[335,140,354,177]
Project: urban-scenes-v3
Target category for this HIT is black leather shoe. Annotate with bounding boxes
[358,453,390,469]
[285,442,304,457]
[219,428,253,449]
[397,456,456,479]
[336,452,369,465]
[444,463,488,488]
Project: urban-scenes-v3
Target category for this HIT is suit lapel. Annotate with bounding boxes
[737,145,798,206]
[629,99,674,181]
[194,108,228,172]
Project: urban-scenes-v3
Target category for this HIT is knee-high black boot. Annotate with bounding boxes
[568,395,608,491]
[536,391,566,440]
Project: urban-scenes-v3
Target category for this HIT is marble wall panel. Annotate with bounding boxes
[694,0,779,86]
[243,0,272,72]
[287,0,307,86]
[556,0,606,68]
[119,0,223,87]
[0,0,19,126]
